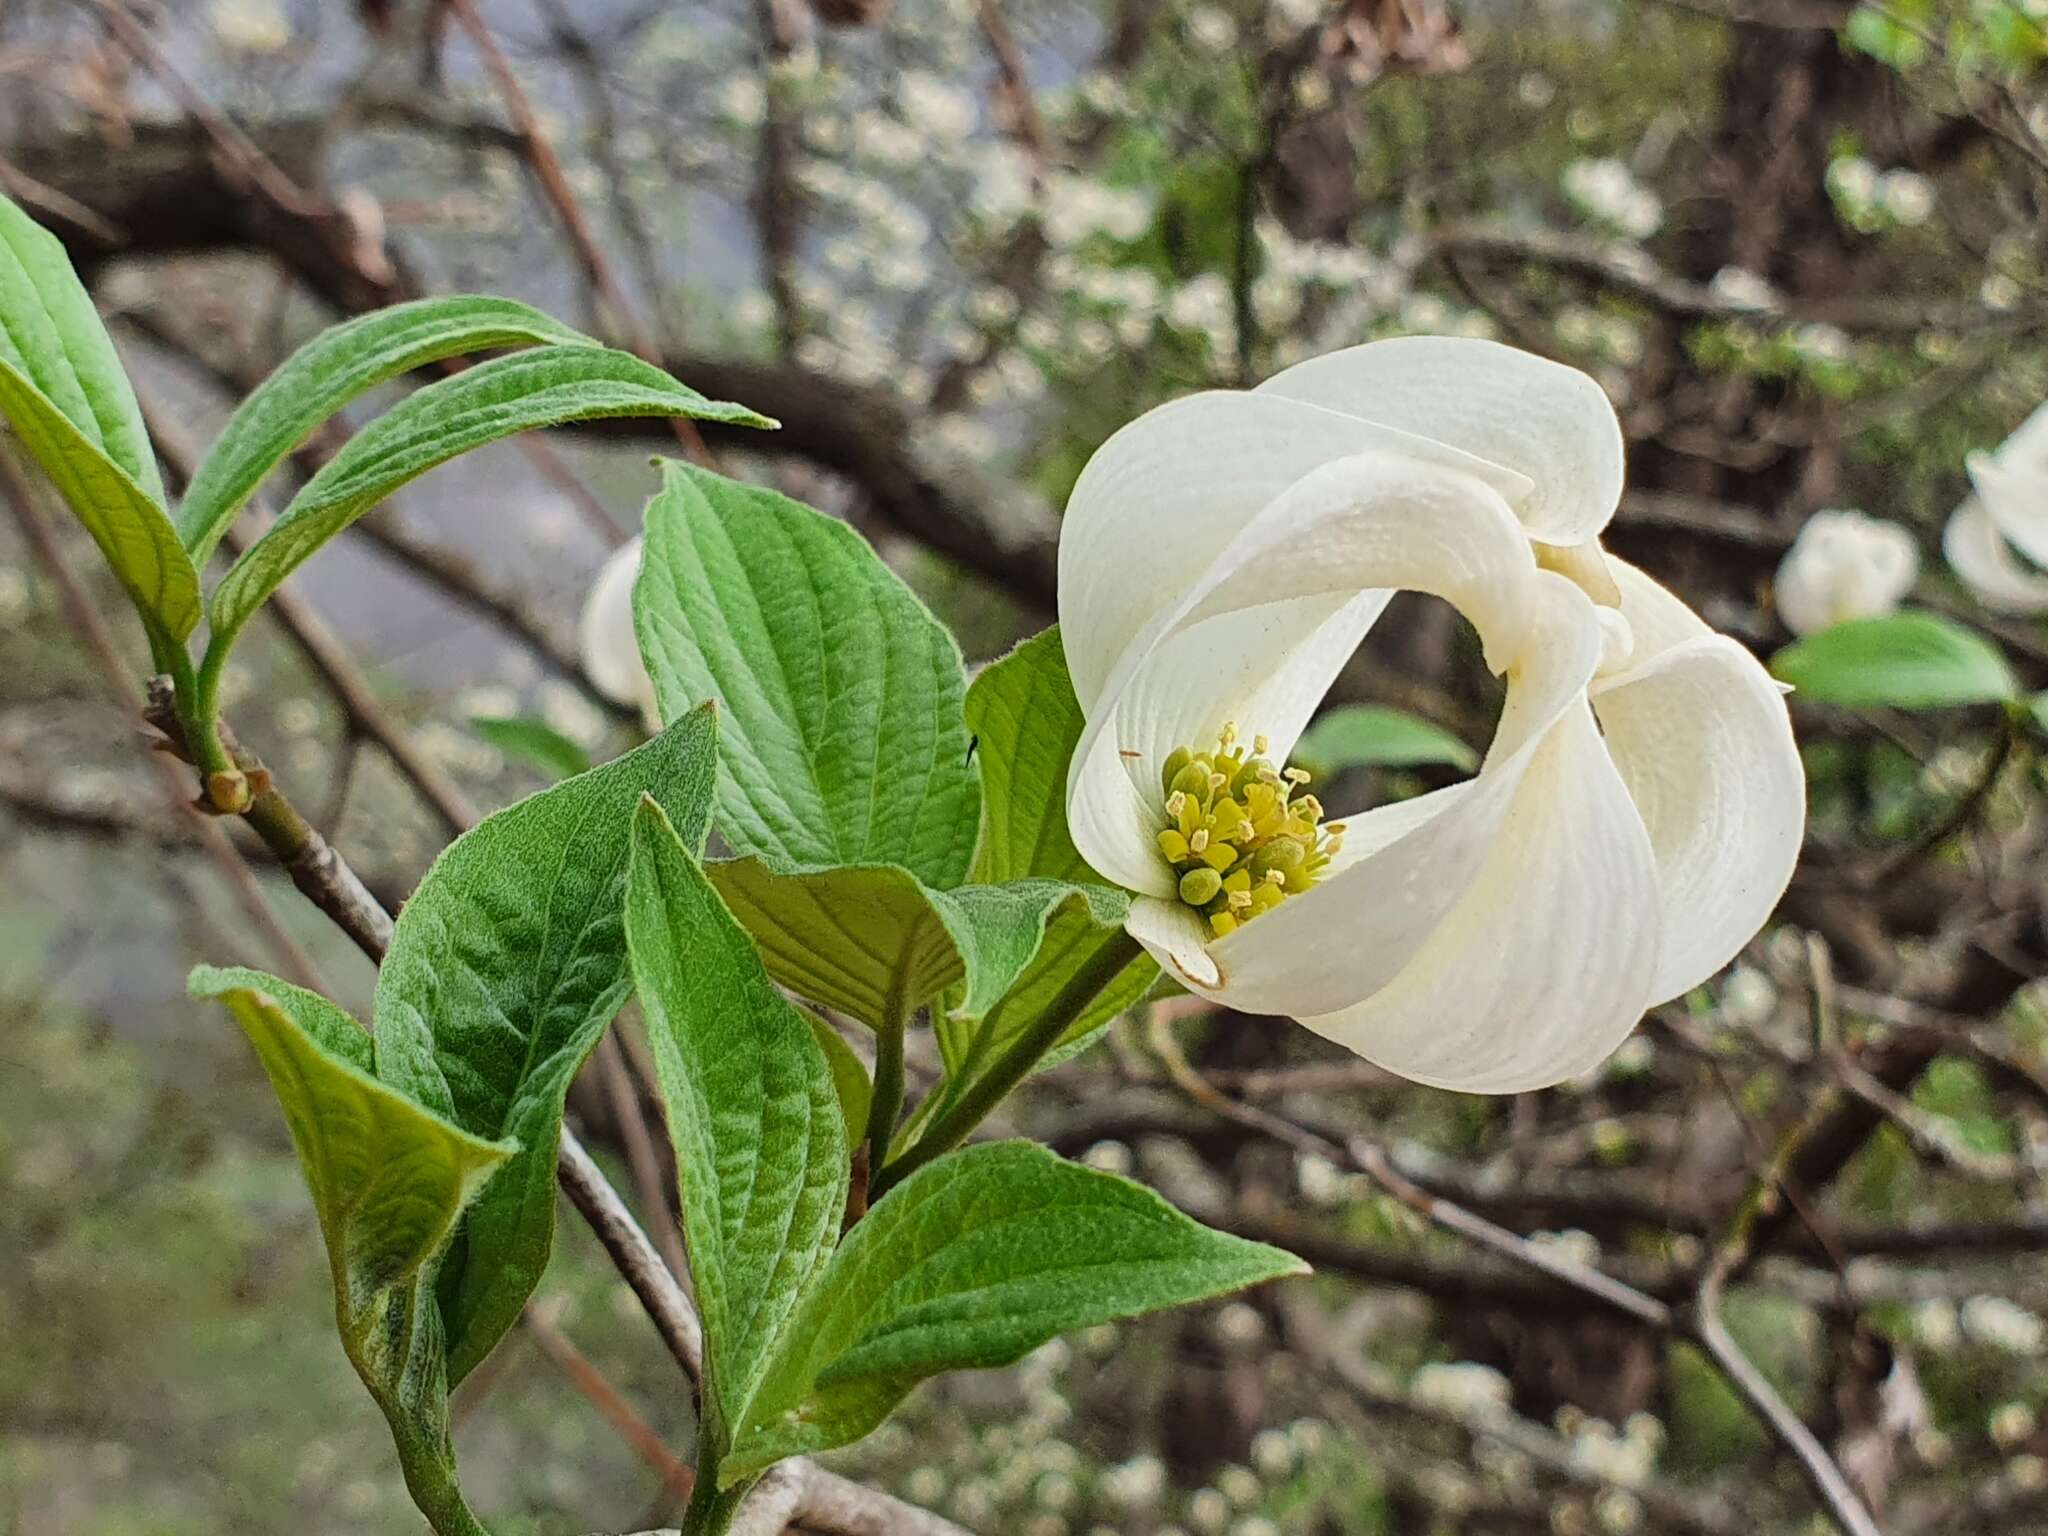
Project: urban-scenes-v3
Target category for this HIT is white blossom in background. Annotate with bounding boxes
[900,72,978,140]
[579,538,659,732]
[1043,174,1154,247]
[1167,273,1235,350]
[1773,509,1920,635]
[1562,158,1662,240]
[1882,168,1936,226]
[1058,337,1805,1092]
[1944,401,2048,614]
[1962,1294,2048,1354]
[1708,266,1777,312]
[1826,155,1879,216]
[1411,1361,1514,1421]
[208,0,290,53]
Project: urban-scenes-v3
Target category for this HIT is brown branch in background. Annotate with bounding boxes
[0,450,326,993]
[595,1029,690,1281]
[1143,1011,1890,1536]
[520,1299,696,1504]
[440,0,714,469]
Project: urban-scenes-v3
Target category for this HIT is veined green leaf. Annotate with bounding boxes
[966,626,1090,886]
[0,192,198,640]
[724,1141,1305,1482]
[1770,610,2018,711]
[189,966,511,1533]
[933,627,1157,1098]
[470,712,595,782]
[636,461,982,890]
[1291,703,1480,775]
[373,707,719,1382]
[207,349,772,654]
[707,858,1128,1029]
[178,295,597,565]
[808,1015,873,1146]
[627,798,848,1440]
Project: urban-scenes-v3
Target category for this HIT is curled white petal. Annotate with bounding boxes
[1296,704,1660,1093]
[580,536,659,727]
[1202,572,1607,1019]
[1592,565,1804,1000]
[1058,390,1529,712]
[1944,499,2048,616]
[1256,335,1625,546]
[1065,448,1540,895]
[1967,447,2048,573]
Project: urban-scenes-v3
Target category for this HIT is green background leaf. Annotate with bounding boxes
[1770,610,2018,711]
[636,461,982,890]
[470,712,595,782]
[1291,703,1480,775]
[207,349,771,653]
[725,1141,1305,1481]
[177,294,596,565]
[0,191,198,641]
[189,966,511,1533]
[627,798,848,1438]
[373,708,719,1382]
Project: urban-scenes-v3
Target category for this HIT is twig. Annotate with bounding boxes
[521,1300,696,1503]
[594,1029,690,1281]
[0,448,325,992]
[1145,1011,1889,1536]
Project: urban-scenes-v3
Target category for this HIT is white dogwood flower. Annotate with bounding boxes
[1774,509,1920,636]
[1944,402,2048,615]
[579,536,660,731]
[1059,337,1804,1092]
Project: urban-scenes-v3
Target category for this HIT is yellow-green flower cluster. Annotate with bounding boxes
[1155,723,1344,938]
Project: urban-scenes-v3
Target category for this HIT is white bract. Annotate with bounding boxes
[1774,509,1920,636]
[1944,402,2048,615]
[579,537,660,732]
[1057,337,1804,1093]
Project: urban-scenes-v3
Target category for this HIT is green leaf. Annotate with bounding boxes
[2028,690,2048,735]
[177,295,597,566]
[373,706,720,1382]
[707,858,1128,1029]
[636,460,981,890]
[724,1141,1305,1481]
[0,192,198,641]
[207,349,773,657]
[1769,611,2018,711]
[189,965,511,1534]
[808,1014,873,1146]
[626,798,848,1440]
[470,712,595,782]
[1291,703,1480,775]
[965,627,1090,886]
[933,627,1157,1100]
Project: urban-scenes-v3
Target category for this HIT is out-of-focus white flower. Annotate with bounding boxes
[1708,266,1777,312]
[1188,6,1238,50]
[1827,155,1880,210]
[1790,323,1851,364]
[1913,1298,1961,1350]
[209,0,290,53]
[901,72,977,140]
[1043,175,1153,246]
[852,110,925,166]
[1187,1488,1231,1535]
[1774,509,1920,635]
[1103,1455,1168,1508]
[1945,402,2048,614]
[1991,1401,2039,1449]
[580,538,659,732]
[1249,1428,1295,1479]
[1412,1361,1513,1421]
[1882,169,1936,226]
[721,77,767,126]
[1216,1465,1260,1506]
[1563,158,1661,240]
[1057,337,1805,1092]
[1167,273,1235,342]
[1962,1295,2048,1354]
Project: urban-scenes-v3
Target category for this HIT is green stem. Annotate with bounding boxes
[677,1442,753,1536]
[873,929,1144,1200]
[866,999,910,1180]
[396,1439,492,1536]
